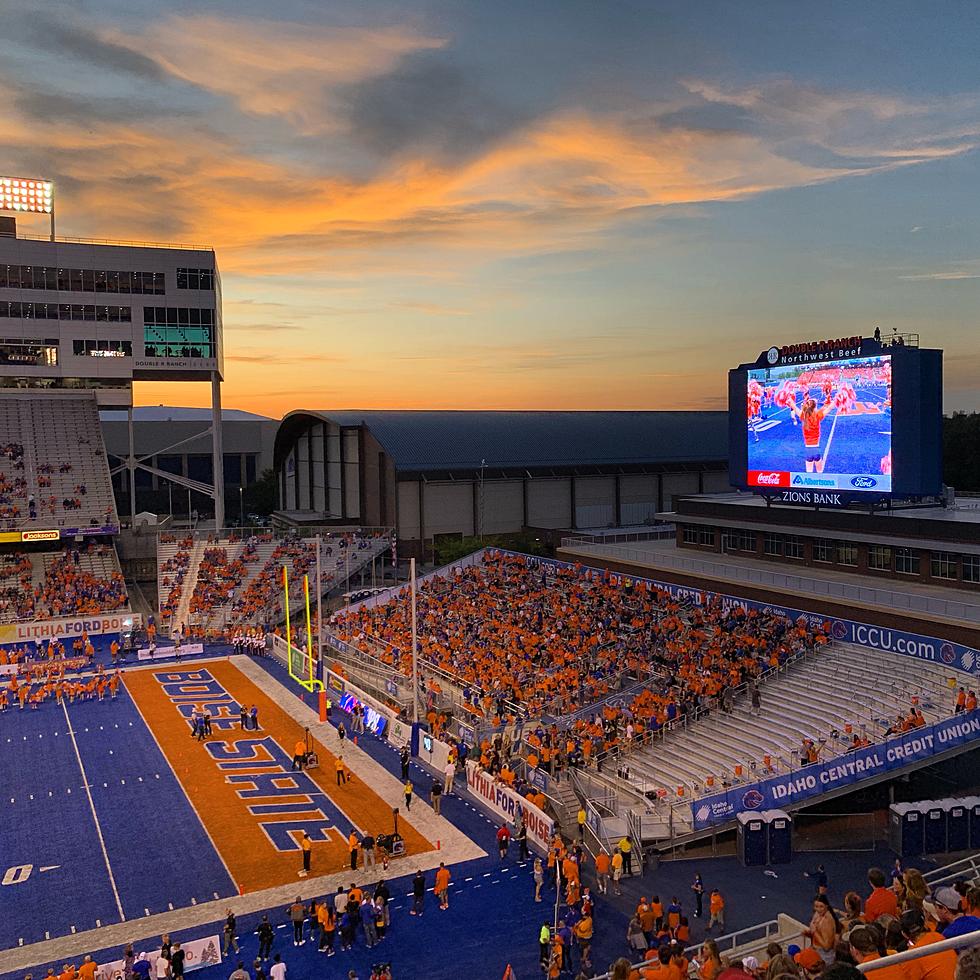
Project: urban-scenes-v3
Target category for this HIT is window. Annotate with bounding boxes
[143,307,215,358]
[0,264,164,294]
[813,538,834,563]
[683,526,699,545]
[835,542,858,566]
[727,529,755,552]
[930,551,957,580]
[763,532,783,557]
[868,545,892,571]
[895,547,919,575]
[0,340,58,366]
[698,527,714,546]
[71,339,132,357]
[176,267,214,290]
[784,535,805,560]
[0,301,130,321]
[963,555,980,584]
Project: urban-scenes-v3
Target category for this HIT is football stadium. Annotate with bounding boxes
[1,186,978,980]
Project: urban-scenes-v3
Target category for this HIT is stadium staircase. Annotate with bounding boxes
[0,394,118,532]
[606,643,977,842]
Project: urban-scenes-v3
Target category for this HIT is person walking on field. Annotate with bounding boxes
[411,869,426,916]
[431,779,442,816]
[708,889,725,933]
[692,874,705,918]
[435,862,451,910]
[404,778,413,811]
[400,746,410,780]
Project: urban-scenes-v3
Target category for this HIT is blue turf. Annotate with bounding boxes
[0,682,235,946]
[2,654,923,980]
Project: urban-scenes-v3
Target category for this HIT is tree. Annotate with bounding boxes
[943,413,980,492]
[243,467,278,516]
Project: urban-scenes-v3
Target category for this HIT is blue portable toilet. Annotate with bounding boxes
[888,802,924,857]
[763,809,793,864]
[943,799,970,852]
[922,800,947,854]
[964,797,980,848]
[737,811,768,867]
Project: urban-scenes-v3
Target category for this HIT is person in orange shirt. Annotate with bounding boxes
[864,867,900,921]
[641,944,681,980]
[707,889,725,932]
[434,862,451,910]
[900,909,957,980]
[77,957,97,980]
[849,925,906,980]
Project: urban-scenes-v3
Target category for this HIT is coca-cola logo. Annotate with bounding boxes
[755,472,783,485]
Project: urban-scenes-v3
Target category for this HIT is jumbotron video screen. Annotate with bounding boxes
[746,354,892,493]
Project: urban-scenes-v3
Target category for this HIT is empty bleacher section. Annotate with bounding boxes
[156,528,393,636]
[617,644,976,825]
[0,394,118,531]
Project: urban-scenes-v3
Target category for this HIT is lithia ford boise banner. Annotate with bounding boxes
[494,550,979,676]
[0,612,142,645]
[465,760,554,853]
[691,711,980,830]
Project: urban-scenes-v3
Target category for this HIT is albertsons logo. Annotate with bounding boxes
[793,475,804,485]
[850,476,878,489]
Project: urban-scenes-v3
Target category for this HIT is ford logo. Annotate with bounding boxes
[851,476,877,488]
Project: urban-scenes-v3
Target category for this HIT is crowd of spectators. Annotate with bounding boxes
[0,544,128,623]
[331,553,826,738]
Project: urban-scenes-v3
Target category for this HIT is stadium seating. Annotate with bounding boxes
[0,395,118,531]
[616,643,976,825]
[0,542,129,623]
[157,530,393,635]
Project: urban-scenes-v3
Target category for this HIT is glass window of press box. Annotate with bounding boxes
[143,307,215,358]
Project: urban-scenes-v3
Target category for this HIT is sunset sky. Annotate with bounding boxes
[4,0,980,416]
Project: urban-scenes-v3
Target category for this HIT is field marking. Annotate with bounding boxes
[61,700,125,922]
[121,674,241,897]
[819,406,843,471]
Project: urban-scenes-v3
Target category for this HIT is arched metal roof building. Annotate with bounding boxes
[273,410,730,553]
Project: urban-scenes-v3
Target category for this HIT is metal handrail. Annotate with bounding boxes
[15,232,212,251]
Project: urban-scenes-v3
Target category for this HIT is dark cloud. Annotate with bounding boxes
[19,14,166,80]
[340,52,532,162]
[10,83,187,126]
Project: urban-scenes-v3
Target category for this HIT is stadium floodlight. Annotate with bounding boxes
[0,176,55,239]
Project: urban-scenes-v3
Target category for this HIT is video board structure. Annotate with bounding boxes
[728,336,942,507]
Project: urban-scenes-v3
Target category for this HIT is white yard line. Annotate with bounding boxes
[61,699,125,922]
[122,673,241,895]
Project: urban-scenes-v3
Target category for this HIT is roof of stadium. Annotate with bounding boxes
[100,406,274,422]
[277,410,728,472]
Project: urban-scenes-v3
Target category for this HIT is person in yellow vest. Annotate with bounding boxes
[335,755,347,786]
[348,831,359,871]
[291,738,307,771]
[299,832,312,877]
[618,835,634,876]
[577,808,587,841]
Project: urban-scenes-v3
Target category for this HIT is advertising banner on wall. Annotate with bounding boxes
[95,935,221,980]
[690,711,980,830]
[0,612,142,645]
[465,760,554,853]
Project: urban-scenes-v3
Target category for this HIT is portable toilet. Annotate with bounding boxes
[943,798,970,852]
[888,802,924,857]
[764,809,793,864]
[737,811,768,867]
[964,797,980,848]
[922,800,947,854]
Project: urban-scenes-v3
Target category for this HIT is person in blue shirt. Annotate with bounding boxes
[132,954,151,980]
[931,886,980,939]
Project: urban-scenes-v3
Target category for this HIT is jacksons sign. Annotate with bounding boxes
[495,550,979,676]
[465,760,554,853]
[691,711,980,830]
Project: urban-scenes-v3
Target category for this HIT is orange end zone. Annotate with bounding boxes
[124,660,432,894]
